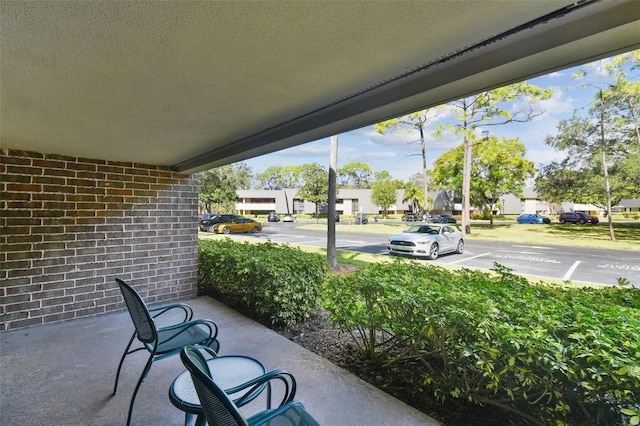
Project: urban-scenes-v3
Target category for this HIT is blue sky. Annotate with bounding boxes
[242,56,636,183]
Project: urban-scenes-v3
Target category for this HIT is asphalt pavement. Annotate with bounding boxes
[234,221,640,287]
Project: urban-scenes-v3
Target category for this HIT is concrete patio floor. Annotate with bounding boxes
[1,296,440,425]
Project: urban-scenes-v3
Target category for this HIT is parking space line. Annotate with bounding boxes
[563,261,581,280]
[498,249,544,255]
[512,245,554,250]
[448,252,491,265]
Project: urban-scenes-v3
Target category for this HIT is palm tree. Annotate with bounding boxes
[403,184,424,213]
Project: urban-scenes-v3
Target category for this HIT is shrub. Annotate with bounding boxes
[199,238,330,328]
[325,260,640,425]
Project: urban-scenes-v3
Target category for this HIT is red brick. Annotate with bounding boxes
[5,283,42,295]
[4,300,40,312]
[32,193,65,201]
[8,268,43,278]
[67,162,97,172]
[1,174,31,183]
[33,158,66,169]
[33,176,65,185]
[6,165,43,175]
[8,317,43,329]
[45,153,73,162]
[7,201,44,210]
[6,183,42,192]
[42,185,74,194]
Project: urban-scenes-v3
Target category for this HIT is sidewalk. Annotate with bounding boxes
[1,296,440,425]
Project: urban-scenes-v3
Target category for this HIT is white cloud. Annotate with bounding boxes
[525,148,567,167]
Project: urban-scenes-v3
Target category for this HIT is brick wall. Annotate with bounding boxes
[0,148,199,331]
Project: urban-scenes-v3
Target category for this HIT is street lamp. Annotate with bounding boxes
[502,198,506,221]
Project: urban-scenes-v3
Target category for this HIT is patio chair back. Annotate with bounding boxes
[181,345,248,426]
[116,278,157,344]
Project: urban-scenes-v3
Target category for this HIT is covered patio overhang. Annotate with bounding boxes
[2,1,639,172]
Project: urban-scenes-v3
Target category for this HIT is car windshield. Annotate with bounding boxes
[406,225,440,235]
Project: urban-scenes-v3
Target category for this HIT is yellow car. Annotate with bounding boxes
[213,217,262,234]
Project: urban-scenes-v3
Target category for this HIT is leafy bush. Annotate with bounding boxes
[325,260,640,425]
[198,238,329,327]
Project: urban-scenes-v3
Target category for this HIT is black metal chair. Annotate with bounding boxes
[181,345,320,426]
[113,278,220,425]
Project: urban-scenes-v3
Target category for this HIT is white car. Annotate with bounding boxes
[282,214,295,222]
[387,224,464,260]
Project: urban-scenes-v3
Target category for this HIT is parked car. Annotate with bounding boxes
[199,214,238,232]
[516,214,551,224]
[267,212,280,222]
[402,212,418,221]
[212,217,262,234]
[559,212,599,224]
[387,224,464,260]
[282,214,295,222]
[431,214,457,224]
[355,212,368,224]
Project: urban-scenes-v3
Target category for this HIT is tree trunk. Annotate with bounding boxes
[599,90,616,241]
[420,127,429,219]
[461,133,472,235]
[327,135,338,267]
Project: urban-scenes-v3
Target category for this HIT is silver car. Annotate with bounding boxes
[387,224,464,260]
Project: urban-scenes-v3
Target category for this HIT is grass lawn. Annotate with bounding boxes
[298,221,640,251]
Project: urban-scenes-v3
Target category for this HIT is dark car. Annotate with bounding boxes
[267,212,280,222]
[517,214,551,224]
[559,212,599,224]
[402,212,418,221]
[431,214,457,224]
[199,214,238,232]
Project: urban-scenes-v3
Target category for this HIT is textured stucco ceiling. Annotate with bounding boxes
[1,1,639,173]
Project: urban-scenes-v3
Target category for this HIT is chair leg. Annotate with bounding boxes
[113,332,136,395]
[195,413,207,426]
[126,353,155,426]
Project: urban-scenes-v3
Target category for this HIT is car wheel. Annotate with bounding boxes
[223,226,231,234]
[560,218,566,224]
[579,219,585,224]
[251,226,259,233]
[428,243,439,260]
[207,225,214,232]
[455,240,464,254]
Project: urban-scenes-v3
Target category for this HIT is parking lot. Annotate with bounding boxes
[227,224,640,287]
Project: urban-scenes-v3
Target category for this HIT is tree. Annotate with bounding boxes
[254,165,301,189]
[371,171,401,218]
[538,115,640,236]
[198,164,249,213]
[337,162,372,188]
[375,109,439,218]
[472,137,535,227]
[402,183,424,213]
[297,163,329,222]
[229,162,253,190]
[537,52,640,240]
[432,136,535,227]
[435,82,551,234]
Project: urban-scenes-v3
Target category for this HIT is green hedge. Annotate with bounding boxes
[198,238,329,327]
[324,261,640,425]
